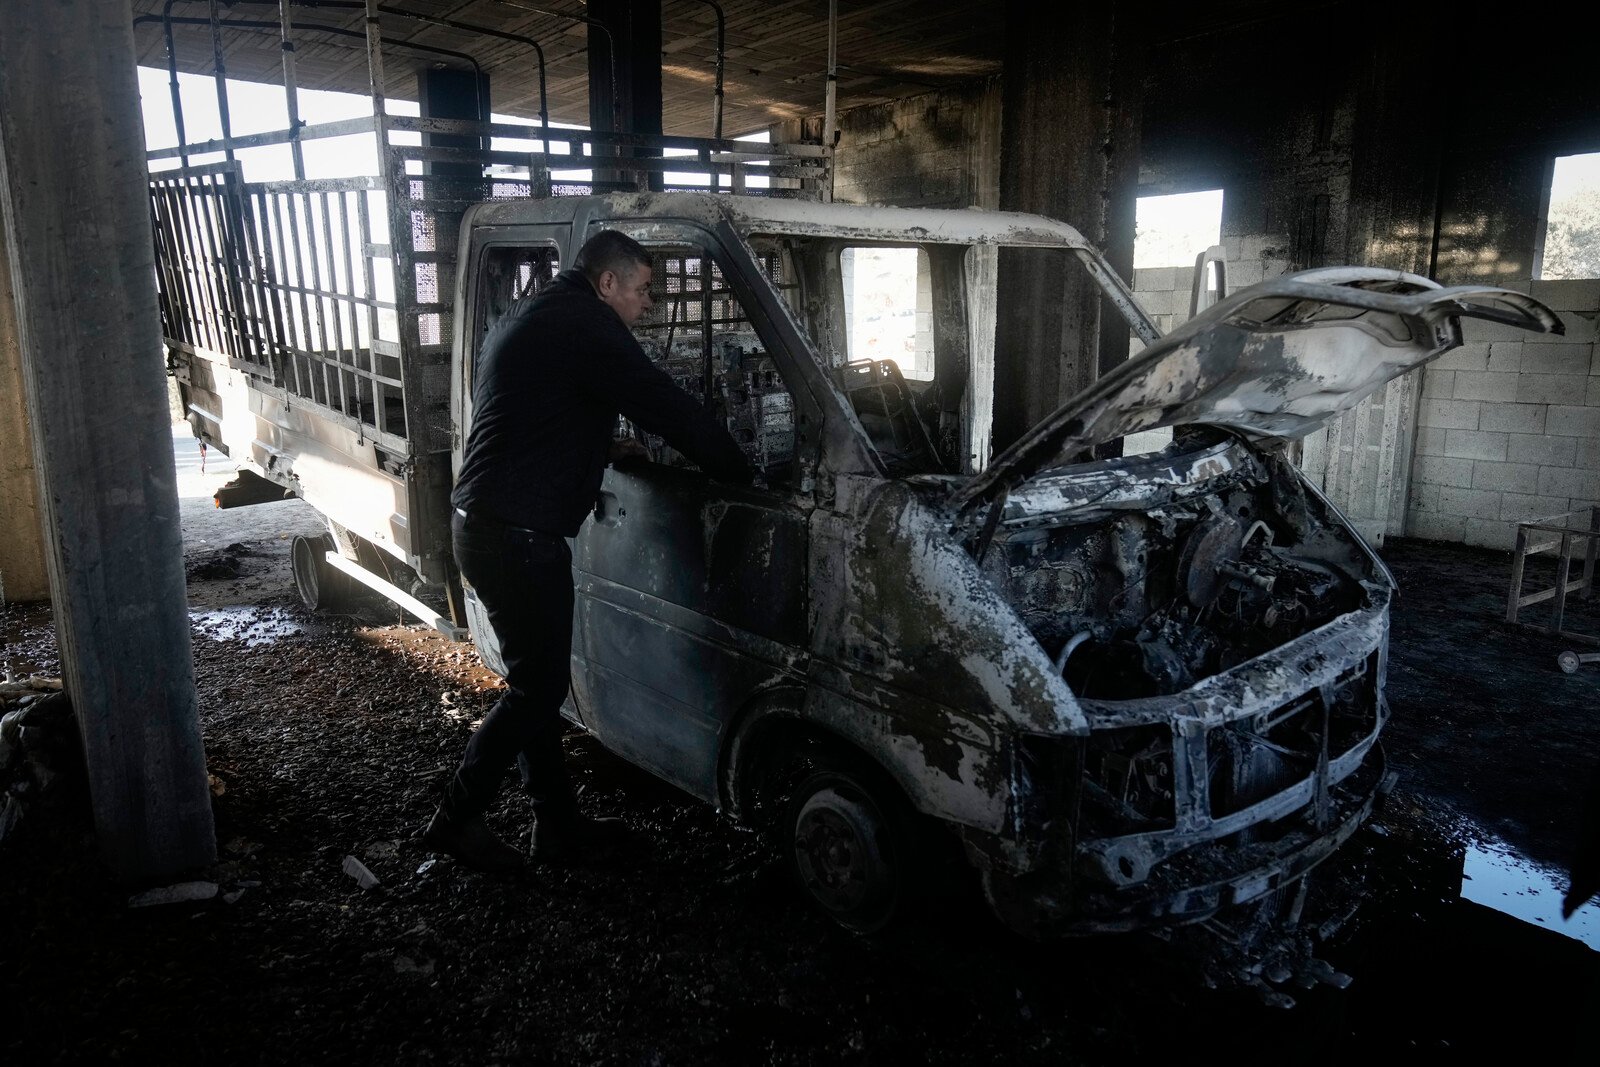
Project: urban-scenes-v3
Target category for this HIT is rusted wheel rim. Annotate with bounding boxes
[792,784,894,923]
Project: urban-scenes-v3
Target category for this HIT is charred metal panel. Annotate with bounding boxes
[571,465,808,802]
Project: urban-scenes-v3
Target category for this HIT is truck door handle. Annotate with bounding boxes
[594,490,625,526]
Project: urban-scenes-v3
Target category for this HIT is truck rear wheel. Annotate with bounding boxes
[290,533,349,612]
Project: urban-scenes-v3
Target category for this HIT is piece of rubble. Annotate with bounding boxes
[363,840,398,860]
[128,881,220,908]
[393,956,435,976]
[0,676,62,700]
[342,854,380,890]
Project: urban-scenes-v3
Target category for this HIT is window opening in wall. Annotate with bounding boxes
[841,247,934,382]
[1537,152,1600,280]
[1134,189,1224,270]
[1125,189,1224,455]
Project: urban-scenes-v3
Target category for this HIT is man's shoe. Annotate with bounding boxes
[421,810,525,873]
[530,814,633,863]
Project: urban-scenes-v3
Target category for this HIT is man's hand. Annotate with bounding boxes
[608,437,651,467]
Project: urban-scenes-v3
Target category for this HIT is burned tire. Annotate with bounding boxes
[290,534,349,612]
[784,757,916,934]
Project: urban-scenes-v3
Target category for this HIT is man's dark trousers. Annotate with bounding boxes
[442,509,578,825]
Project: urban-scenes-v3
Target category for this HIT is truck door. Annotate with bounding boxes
[569,226,811,802]
[454,231,567,675]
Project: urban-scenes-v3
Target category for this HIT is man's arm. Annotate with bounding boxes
[584,314,754,484]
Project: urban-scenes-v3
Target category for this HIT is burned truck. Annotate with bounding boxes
[167,182,1559,935]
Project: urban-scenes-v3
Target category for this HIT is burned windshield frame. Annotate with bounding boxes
[752,234,977,476]
[751,233,1156,478]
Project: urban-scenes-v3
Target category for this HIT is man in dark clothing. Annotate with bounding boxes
[423,229,753,871]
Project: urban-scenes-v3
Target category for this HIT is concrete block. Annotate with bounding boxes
[1238,234,1276,260]
[1438,485,1503,520]
[1538,465,1600,500]
[1421,369,1454,399]
[1470,460,1540,492]
[1462,517,1517,551]
[1486,342,1524,372]
[1228,262,1265,289]
[1420,398,1480,430]
[1588,376,1600,408]
[1433,343,1490,372]
[1412,454,1475,488]
[1145,267,1176,292]
[1462,319,1539,344]
[1500,492,1571,522]
[1547,404,1600,437]
[1516,374,1590,405]
[1415,425,1447,456]
[1453,371,1520,403]
[1507,433,1577,467]
[1478,402,1546,435]
[1522,342,1592,375]
[1406,511,1466,543]
[1443,428,1507,461]
[1530,277,1600,312]
[1407,481,1439,513]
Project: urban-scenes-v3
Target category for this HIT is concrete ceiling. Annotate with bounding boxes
[129,1,1006,138]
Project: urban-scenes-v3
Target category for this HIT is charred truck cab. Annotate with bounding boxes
[451,194,1561,935]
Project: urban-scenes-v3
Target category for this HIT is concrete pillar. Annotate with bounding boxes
[417,67,491,180]
[0,215,49,605]
[991,1,1142,455]
[588,0,664,189]
[0,0,215,879]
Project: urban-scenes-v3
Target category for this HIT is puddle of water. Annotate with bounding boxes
[190,608,303,647]
[1460,835,1600,950]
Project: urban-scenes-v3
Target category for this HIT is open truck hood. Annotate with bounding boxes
[952,268,1561,514]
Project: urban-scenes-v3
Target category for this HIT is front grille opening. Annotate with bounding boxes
[1081,725,1176,832]
[1207,717,1316,819]
[1207,651,1379,819]
[1327,652,1379,752]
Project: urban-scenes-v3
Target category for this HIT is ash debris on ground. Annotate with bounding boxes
[0,536,1597,1062]
[0,680,81,850]
[185,542,252,581]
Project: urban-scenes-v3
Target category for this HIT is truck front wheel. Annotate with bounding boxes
[785,759,914,934]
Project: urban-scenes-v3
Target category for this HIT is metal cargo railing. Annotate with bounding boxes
[142,1,831,577]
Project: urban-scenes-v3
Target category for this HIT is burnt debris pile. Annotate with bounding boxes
[0,678,82,847]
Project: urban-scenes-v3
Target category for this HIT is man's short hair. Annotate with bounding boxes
[574,229,652,285]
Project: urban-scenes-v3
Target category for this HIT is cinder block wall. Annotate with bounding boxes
[1130,266,1192,338]
[1403,154,1600,549]
[1408,279,1600,548]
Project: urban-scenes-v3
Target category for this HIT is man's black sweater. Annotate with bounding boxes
[451,268,753,536]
